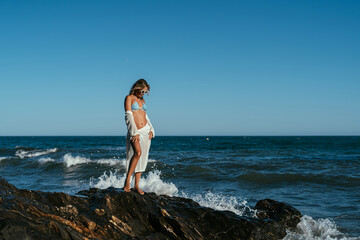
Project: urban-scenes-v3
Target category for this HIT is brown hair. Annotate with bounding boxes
[129,79,150,95]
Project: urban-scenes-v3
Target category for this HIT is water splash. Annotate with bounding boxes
[284,215,360,240]
[89,169,178,196]
[178,191,257,217]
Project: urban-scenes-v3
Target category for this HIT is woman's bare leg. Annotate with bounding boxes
[123,140,141,192]
[134,172,144,195]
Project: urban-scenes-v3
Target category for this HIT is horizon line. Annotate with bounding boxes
[1,135,359,137]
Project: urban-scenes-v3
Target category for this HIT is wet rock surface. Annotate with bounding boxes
[0,177,302,239]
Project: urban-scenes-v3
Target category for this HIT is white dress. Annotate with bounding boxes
[125,110,155,173]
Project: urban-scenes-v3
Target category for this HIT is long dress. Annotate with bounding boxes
[125,110,155,173]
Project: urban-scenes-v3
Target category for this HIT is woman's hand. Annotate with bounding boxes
[131,134,140,143]
[149,131,153,140]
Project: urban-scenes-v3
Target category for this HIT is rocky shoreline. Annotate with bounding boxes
[0,177,302,239]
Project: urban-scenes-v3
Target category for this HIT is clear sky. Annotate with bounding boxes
[1,0,359,136]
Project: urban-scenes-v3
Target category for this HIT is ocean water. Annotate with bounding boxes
[0,136,359,239]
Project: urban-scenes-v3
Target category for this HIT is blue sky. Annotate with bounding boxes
[0,0,359,136]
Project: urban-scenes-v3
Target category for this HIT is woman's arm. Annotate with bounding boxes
[124,95,132,112]
[124,95,140,140]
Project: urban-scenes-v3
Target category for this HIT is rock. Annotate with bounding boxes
[0,177,302,239]
[94,208,105,216]
[255,199,302,229]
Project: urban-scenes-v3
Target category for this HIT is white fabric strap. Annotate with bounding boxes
[125,111,139,139]
[146,114,155,138]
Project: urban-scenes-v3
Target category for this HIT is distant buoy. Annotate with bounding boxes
[206,138,209,140]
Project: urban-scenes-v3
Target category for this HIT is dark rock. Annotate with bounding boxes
[255,199,302,229]
[0,177,302,239]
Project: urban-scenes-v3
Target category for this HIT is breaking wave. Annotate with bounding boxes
[38,157,55,164]
[63,153,127,168]
[15,148,58,158]
[284,215,360,240]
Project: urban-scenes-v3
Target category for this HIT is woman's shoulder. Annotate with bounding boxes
[125,95,134,101]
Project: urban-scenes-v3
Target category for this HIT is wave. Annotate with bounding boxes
[284,215,360,240]
[15,148,58,158]
[38,157,55,164]
[63,154,92,167]
[0,157,8,162]
[95,158,126,167]
[63,153,127,168]
[103,146,126,151]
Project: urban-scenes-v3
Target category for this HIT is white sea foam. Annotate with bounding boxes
[141,170,178,196]
[90,170,124,189]
[63,154,91,167]
[0,157,7,161]
[178,191,257,217]
[90,170,178,196]
[107,146,126,151]
[38,157,55,164]
[96,158,127,167]
[15,148,58,158]
[284,215,360,240]
[63,153,127,167]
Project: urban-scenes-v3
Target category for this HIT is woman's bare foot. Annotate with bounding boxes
[135,186,144,195]
[123,185,131,192]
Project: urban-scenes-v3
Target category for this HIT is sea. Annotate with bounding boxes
[0,136,359,239]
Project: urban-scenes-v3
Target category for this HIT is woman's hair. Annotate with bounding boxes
[129,79,150,95]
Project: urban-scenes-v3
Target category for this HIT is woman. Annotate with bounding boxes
[123,79,155,195]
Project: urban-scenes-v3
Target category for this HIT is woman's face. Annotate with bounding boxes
[136,87,148,98]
